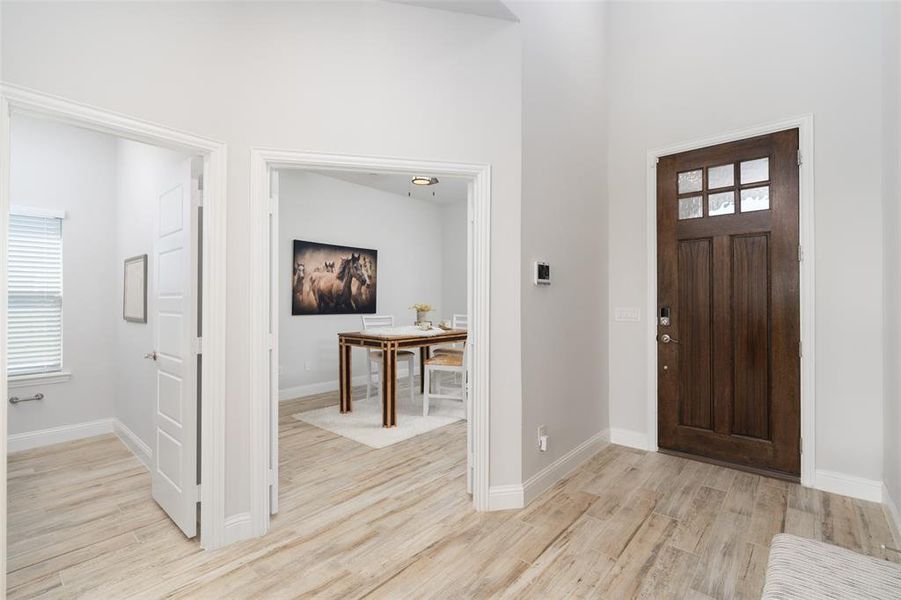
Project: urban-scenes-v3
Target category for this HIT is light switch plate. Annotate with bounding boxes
[614,307,641,322]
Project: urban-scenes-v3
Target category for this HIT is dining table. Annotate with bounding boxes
[337,326,468,427]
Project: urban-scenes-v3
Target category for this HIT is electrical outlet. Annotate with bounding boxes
[538,425,548,452]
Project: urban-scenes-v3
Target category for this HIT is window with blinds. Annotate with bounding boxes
[8,212,63,377]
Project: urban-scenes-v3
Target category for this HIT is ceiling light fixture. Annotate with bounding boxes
[411,176,439,186]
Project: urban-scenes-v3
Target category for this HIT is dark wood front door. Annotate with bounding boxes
[657,129,800,476]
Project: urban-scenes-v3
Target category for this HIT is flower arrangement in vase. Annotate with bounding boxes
[410,303,433,325]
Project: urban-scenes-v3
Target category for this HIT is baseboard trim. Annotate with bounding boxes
[279,370,419,402]
[610,427,649,451]
[8,418,115,452]
[487,484,524,511]
[114,419,152,470]
[222,512,255,545]
[522,428,611,506]
[882,483,901,547]
[814,469,883,503]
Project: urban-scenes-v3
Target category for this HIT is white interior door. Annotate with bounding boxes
[151,157,200,538]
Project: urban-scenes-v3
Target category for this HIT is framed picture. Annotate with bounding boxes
[123,254,148,323]
[292,240,377,315]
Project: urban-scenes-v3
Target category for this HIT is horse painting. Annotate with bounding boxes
[291,240,378,315]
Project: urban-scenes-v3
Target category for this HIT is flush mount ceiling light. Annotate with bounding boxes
[411,176,439,186]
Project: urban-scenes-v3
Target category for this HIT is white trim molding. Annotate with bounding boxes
[882,483,901,547]
[8,370,72,389]
[814,470,883,503]
[222,513,255,546]
[610,428,648,451]
[7,418,114,453]
[249,148,493,539]
[644,115,816,485]
[114,419,152,470]
[487,430,611,511]
[487,484,524,511]
[278,375,371,402]
[0,83,229,560]
[523,429,610,506]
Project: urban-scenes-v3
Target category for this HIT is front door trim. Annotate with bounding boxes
[645,114,815,487]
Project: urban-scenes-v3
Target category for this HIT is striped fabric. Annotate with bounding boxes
[762,534,901,599]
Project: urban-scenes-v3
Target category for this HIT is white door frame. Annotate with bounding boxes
[0,84,230,584]
[248,148,492,535]
[644,114,816,487]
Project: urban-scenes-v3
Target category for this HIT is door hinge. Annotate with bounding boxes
[799,437,803,454]
[195,483,202,503]
[267,333,275,350]
[192,337,203,355]
[269,468,276,486]
[798,245,804,262]
[268,196,276,214]
[799,340,803,358]
[797,149,802,166]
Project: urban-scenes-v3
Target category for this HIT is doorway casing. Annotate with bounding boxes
[0,84,230,592]
[642,114,816,487]
[248,148,492,535]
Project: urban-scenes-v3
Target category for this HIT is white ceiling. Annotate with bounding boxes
[384,0,518,22]
[310,170,469,205]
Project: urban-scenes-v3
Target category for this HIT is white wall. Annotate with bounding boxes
[8,115,119,435]
[1,0,525,518]
[516,1,609,482]
[278,171,465,395]
[882,0,901,532]
[114,138,190,451]
[607,2,885,483]
[440,200,468,318]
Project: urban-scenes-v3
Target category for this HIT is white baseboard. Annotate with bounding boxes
[523,429,611,506]
[814,469,883,503]
[487,430,611,512]
[114,419,152,470]
[610,427,650,450]
[222,512,255,545]
[8,418,115,452]
[487,484,524,511]
[882,482,901,546]
[279,370,417,402]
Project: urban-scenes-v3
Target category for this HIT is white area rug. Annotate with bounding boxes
[293,397,465,449]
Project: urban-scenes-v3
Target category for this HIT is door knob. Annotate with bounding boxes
[658,334,679,344]
[144,351,159,361]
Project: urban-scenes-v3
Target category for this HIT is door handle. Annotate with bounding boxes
[144,351,159,361]
[658,334,679,344]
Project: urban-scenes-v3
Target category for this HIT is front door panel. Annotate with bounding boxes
[657,129,800,476]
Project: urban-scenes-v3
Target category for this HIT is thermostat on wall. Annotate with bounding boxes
[534,261,551,285]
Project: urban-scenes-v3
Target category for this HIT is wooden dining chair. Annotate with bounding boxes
[360,315,415,404]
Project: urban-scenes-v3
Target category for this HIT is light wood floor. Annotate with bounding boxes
[8,387,900,599]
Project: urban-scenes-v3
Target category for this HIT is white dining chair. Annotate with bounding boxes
[434,313,468,356]
[423,341,466,417]
[361,314,415,405]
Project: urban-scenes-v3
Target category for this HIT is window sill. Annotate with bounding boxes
[8,371,72,389]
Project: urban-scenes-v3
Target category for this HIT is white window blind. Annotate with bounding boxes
[8,212,63,376]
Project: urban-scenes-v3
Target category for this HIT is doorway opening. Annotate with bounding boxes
[0,85,228,591]
[248,150,491,535]
[647,119,815,484]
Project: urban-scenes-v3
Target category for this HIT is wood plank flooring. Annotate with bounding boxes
[7,387,900,598]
